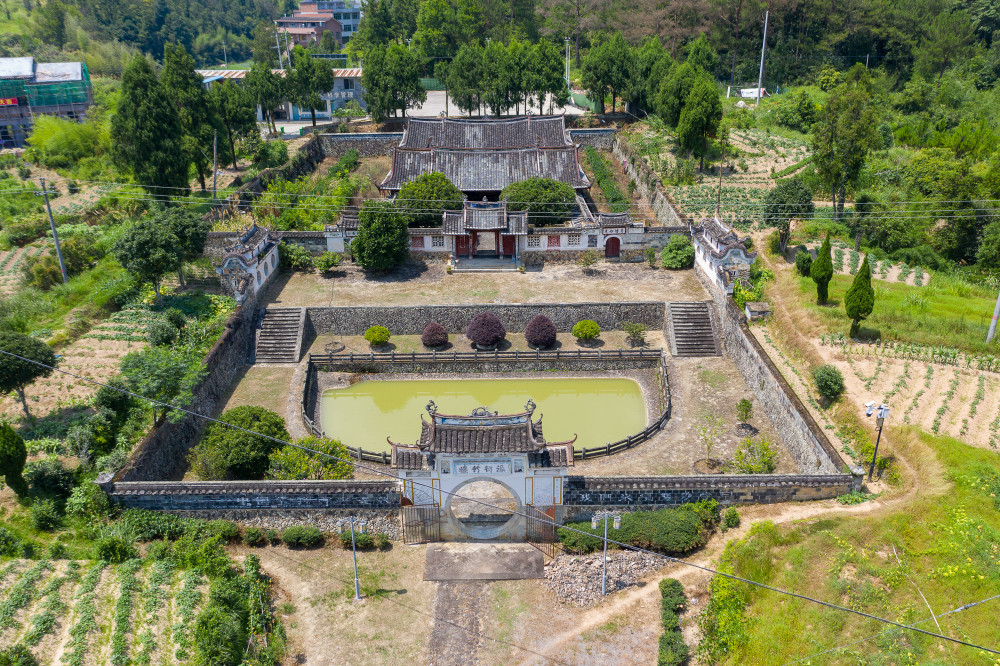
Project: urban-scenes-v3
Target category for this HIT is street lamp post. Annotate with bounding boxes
[591,513,622,596]
[346,517,366,600]
[864,401,890,481]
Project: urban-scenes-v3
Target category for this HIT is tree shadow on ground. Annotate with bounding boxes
[16,405,92,440]
[361,262,429,283]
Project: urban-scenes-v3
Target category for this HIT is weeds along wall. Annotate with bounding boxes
[613,135,687,228]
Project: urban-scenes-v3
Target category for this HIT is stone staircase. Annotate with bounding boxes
[668,301,720,357]
[254,307,305,364]
[452,257,520,273]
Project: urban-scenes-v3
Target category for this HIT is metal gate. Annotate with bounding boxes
[401,505,441,544]
[526,505,560,559]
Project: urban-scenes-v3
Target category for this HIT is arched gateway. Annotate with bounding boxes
[391,401,575,542]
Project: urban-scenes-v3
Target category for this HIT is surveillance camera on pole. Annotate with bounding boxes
[865,400,876,416]
[864,401,890,481]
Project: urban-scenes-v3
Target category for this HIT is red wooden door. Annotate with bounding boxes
[502,235,515,257]
[455,235,470,257]
[605,236,620,258]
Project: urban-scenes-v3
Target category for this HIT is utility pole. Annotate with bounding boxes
[36,178,67,284]
[865,53,870,69]
[212,130,218,205]
[988,289,1000,343]
[716,131,726,219]
[274,23,284,69]
[223,40,228,69]
[756,10,769,106]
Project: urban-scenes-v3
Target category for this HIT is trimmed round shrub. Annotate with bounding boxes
[812,364,845,401]
[281,525,323,548]
[466,312,506,348]
[524,315,557,348]
[147,319,178,346]
[421,321,448,348]
[571,320,601,342]
[658,631,689,666]
[364,325,391,347]
[243,527,266,547]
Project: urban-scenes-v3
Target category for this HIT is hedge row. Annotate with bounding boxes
[585,146,629,213]
[557,500,720,555]
[658,578,689,665]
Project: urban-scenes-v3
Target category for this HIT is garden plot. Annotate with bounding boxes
[0,242,48,295]
[801,238,923,286]
[0,558,207,664]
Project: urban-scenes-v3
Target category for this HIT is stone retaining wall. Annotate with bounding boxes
[612,136,687,228]
[111,304,258,482]
[318,132,402,157]
[103,480,400,510]
[560,474,858,521]
[306,302,665,336]
[568,128,616,149]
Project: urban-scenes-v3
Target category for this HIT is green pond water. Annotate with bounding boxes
[320,377,647,452]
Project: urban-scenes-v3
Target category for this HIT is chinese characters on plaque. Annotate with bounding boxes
[453,459,512,476]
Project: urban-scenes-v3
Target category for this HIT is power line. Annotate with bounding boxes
[1,348,998,657]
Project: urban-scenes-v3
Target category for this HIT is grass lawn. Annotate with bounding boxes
[793,271,1000,354]
[710,430,1000,665]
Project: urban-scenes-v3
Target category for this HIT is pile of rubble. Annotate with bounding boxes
[543,550,666,606]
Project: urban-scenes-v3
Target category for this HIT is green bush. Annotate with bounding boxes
[24,457,74,500]
[657,631,689,666]
[281,525,323,548]
[350,199,411,271]
[660,603,681,631]
[722,507,740,530]
[165,308,187,329]
[374,533,391,550]
[794,250,812,276]
[731,437,778,474]
[339,530,375,550]
[661,235,695,269]
[364,325,391,346]
[47,541,68,559]
[812,364,845,401]
[145,539,173,560]
[0,644,39,666]
[4,218,48,247]
[571,320,601,341]
[659,578,686,614]
[147,319,178,346]
[188,405,290,480]
[622,321,647,346]
[278,241,314,270]
[0,526,23,556]
[264,529,280,544]
[30,498,60,531]
[243,527,266,547]
[66,481,112,519]
[559,502,717,554]
[95,535,138,563]
[314,251,342,272]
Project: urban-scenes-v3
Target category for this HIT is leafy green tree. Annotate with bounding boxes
[632,36,673,113]
[0,332,56,419]
[481,39,514,115]
[443,43,484,115]
[811,65,880,221]
[533,39,570,113]
[119,347,205,424]
[735,398,753,424]
[160,209,211,289]
[351,199,411,271]
[33,0,67,47]
[581,33,634,113]
[111,217,183,306]
[660,235,695,269]
[844,256,875,334]
[161,43,217,191]
[350,0,394,55]
[111,55,189,198]
[361,43,426,122]
[0,423,29,498]
[268,436,354,480]
[811,234,834,304]
[413,0,459,62]
[685,34,718,74]
[915,11,975,81]
[656,62,706,128]
[396,172,463,227]
[502,178,576,226]
[676,77,722,169]
[209,80,256,170]
[246,62,285,134]
[189,406,290,480]
[763,177,814,254]
[732,436,777,474]
[977,219,1000,270]
[848,192,881,251]
[251,20,278,66]
[289,46,335,128]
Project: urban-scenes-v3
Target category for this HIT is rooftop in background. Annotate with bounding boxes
[400,115,573,149]
[0,57,87,83]
[194,68,361,80]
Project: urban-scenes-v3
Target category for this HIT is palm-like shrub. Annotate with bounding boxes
[466,312,506,348]
[524,315,557,348]
[421,322,448,348]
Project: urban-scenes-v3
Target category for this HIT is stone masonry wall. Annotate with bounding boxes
[112,304,259,482]
[568,128,616,149]
[612,136,687,228]
[306,302,665,335]
[318,133,402,157]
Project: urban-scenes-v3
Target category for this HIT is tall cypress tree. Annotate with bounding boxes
[111,55,190,198]
[161,43,217,191]
[811,233,834,304]
[844,255,875,334]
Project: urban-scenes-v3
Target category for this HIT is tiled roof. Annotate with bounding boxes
[418,408,547,454]
[391,446,425,469]
[380,147,590,192]
[598,212,631,227]
[400,116,571,149]
[439,201,529,235]
[195,68,361,80]
[339,206,360,230]
[529,444,574,467]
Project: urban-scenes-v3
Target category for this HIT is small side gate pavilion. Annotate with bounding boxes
[443,200,528,259]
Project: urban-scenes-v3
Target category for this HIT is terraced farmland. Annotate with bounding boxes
[0,243,48,295]
[0,558,206,664]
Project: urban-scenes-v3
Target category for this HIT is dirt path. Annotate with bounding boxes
[428,582,491,666]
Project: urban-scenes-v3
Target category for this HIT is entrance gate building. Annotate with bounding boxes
[392,401,573,543]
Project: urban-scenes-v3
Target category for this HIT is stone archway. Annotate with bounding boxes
[445,477,524,540]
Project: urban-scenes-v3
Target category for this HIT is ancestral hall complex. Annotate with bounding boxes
[392,401,573,540]
[379,116,591,195]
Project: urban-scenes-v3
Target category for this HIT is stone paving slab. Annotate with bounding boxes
[424,543,544,581]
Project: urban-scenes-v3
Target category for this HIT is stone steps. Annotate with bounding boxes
[668,301,720,357]
[254,307,305,364]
